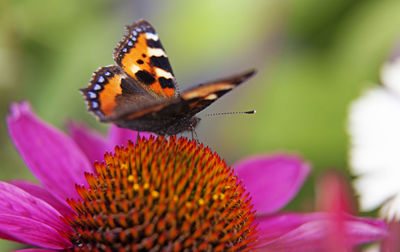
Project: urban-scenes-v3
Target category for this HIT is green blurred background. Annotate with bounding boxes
[1,0,400,250]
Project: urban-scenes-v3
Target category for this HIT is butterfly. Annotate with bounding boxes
[81,19,255,135]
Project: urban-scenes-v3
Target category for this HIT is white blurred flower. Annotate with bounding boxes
[349,57,400,220]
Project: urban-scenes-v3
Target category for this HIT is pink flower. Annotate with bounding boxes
[314,171,377,251]
[235,156,388,251]
[1,102,387,251]
[3,102,150,250]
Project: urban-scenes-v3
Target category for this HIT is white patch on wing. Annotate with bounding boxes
[155,68,173,79]
[182,83,235,100]
[147,48,167,57]
[145,32,159,41]
[93,84,102,90]
[88,91,97,99]
[131,65,141,74]
[204,94,218,100]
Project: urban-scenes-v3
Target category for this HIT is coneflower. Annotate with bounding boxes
[1,102,388,251]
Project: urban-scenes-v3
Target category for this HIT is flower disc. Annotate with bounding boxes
[65,136,257,251]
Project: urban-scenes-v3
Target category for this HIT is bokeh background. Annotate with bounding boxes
[1,0,400,250]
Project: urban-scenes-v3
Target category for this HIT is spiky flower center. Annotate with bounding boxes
[64,136,257,251]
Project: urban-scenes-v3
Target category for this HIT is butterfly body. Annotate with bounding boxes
[81,20,255,135]
[113,106,200,135]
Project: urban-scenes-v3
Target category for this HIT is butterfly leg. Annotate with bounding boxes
[190,128,200,144]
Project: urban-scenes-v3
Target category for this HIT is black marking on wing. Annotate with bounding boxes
[150,56,173,74]
[135,70,155,85]
[146,39,163,49]
[159,77,175,89]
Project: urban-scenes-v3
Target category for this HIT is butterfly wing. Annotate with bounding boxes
[110,69,256,123]
[80,65,168,121]
[84,69,255,135]
[82,19,255,135]
[113,20,178,98]
[180,69,256,116]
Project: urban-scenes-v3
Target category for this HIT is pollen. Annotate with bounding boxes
[64,136,257,251]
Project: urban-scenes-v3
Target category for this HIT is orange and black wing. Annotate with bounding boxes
[83,69,256,135]
[113,20,178,98]
[180,69,256,116]
[110,70,256,121]
[80,65,163,121]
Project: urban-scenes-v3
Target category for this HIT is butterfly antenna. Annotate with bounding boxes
[205,110,256,117]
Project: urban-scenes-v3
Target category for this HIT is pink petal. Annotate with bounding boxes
[0,230,21,243]
[13,250,56,252]
[108,125,152,148]
[0,214,71,249]
[255,212,387,251]
[7,102,93,201]
[68,123,154,164]
[0,182,70,233]
[255,213,315,244]
[315,172,358,251]
[234,153,311,214]
[316,171,355,214]
[11,180,74,217]
[67,121,108,163]
[381,220,400,252]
